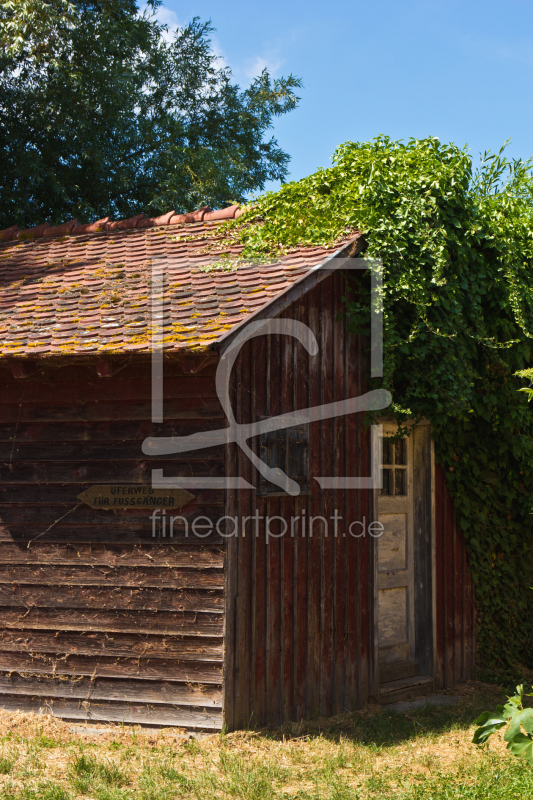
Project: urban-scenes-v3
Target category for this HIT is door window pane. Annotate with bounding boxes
[381,469,392,495]
[395,468,407,496]
[395,439,407,465]
[381,434,408,495]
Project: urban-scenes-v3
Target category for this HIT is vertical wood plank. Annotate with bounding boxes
[307,291,321,719]
[344,281,361,710]
[434,463,445,690]
[265,496,282,723]
[413,424,434,678]
[280,321,295,721]
[223,465,237,729]
[294,296,309,720]
[232,341,253,727]
[356,313,371,706]
[453,507,464,683]
[333,272,347,713]
[319,278,334,717]
[280,491,294,722]
[443,478,456,688]
[251,334,268,725]
[265,332,282,724]
[463,539,475,680]
[433,464,476,689]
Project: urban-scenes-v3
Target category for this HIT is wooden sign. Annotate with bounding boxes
[77,485,195,510]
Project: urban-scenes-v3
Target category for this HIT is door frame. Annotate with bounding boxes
[372,419,437,693]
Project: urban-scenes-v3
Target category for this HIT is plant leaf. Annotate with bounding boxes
[472,712,507,745]
[504,708,533,741]
[507,732,533,765]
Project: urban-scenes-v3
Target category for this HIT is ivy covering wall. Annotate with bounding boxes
[230,136,533,681]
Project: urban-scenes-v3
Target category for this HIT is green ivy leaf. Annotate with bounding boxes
[230,136,533,679]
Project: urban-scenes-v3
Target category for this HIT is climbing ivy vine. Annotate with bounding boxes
[231,136,533,681]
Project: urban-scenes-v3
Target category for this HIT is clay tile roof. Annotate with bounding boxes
[72,218,112,235]
[204,204,239,222]
[43,219,79,237]
[0,225,19,242]
[0,206,360,356]
[105,213,146,231]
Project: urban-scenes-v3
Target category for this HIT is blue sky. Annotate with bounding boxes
[159,0,533,193]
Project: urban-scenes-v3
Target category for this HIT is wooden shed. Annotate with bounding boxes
[0,207,475,731]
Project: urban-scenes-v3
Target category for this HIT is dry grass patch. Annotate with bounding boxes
[0,682,526,800]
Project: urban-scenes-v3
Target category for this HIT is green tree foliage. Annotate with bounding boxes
[232,136,533,679]
[0,0,301,228]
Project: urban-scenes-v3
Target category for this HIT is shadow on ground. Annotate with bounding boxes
[253,681,506,748]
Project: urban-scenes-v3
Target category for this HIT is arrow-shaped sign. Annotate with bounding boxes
[77,485,195,510]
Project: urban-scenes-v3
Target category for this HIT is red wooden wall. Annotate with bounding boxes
[434,463,476,688]
[0,355,225,728]
[224,271,376,728]
[0,294,476,731]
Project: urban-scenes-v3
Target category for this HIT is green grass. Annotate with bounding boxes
[0,759,14,777]
[0,684,528,799]
[70,753,129,796]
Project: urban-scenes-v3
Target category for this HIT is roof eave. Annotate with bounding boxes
[210,233,365,355]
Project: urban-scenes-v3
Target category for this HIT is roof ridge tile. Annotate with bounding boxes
[0,225,19,242]
[105,213,146,231]
[43,219,79,237]
[2,204,243,243]
[71,218,112,235]
[18,222,51,240]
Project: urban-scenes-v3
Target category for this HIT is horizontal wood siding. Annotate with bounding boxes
[225,271,374,728]
[434,462,475,688]
[0,356,224,729]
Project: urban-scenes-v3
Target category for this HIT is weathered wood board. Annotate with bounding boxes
[0,357,225,729]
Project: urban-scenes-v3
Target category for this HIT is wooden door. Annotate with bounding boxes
[377,425,417,683]
[376,423,435,692]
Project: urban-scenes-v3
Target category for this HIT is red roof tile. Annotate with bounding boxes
[0,207,359,356]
